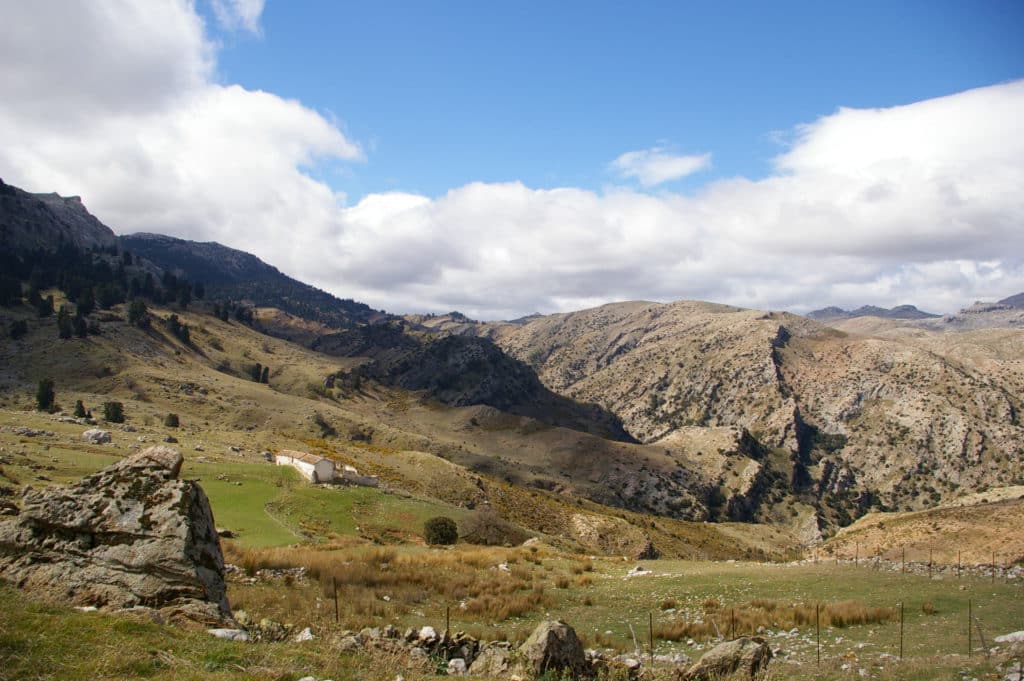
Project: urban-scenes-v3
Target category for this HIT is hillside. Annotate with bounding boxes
[119,233,382,328]
[421,301,1024,532]
[0,178,117,253]
[806,304,939,321]
[0,295,797,560]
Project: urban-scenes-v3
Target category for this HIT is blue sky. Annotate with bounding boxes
[202,1,1024,200]
[2,1,1023,318]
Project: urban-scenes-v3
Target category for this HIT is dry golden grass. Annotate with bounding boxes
[654,598,896,642]
[222,542,584,632]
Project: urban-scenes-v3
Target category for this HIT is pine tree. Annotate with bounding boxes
[56,305,73,339]
[36,378,55,411]
[261,366,269,384]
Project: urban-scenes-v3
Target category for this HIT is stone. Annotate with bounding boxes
[995,631,1024,644]
[294,626,315,642]
[208,628,249,641]
[336,635,361,652]
[447,658,467,675]
[517,620,591,679]
[467,646,513,677]
[681,637,772,680]
[81,428,111,444]
[418,625,439,645]
[0,446,229,624]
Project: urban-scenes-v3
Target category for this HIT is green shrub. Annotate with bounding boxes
[164,413,179,428]
[103,401,125,423]
[36,378,55,411]
[73,400,86,418]
[424,516,458,545]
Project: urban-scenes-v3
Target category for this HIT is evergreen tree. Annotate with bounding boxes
[251,362,263,382]
[261,366,269,384]
[73,400,86,418]
[36,378,55,411]
[127,298,149,328]
[73,313,88,338]
[103,401,125,423]
[56,305,73,339]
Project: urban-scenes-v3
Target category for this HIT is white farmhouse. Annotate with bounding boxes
[275,450,334,483]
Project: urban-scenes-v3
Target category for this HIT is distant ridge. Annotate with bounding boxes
[807,304,939,321]
[119,233,383,328]
[998,292,1024,308]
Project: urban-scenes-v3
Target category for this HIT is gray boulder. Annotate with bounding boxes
[681,637,772,680]
[0,446,230,624]
[466,645,513,677]
[517,620,591,679]
[81,428,111,444]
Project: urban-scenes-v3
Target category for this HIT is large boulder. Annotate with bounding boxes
[681,637,772,680]
[81,428,111,444]
[0,446,230,624]
[517,620,591,679]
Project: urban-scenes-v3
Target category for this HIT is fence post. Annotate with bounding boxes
[899,601,904,660]
[816,602,821,666]
[957,550,961,579]
[992,551,996,584]
[446,605,451,637]
[929,549,932,579]
[902,546,906,574]
[968,599,972,658]
[332,576,339,624]
[649,612,654,669]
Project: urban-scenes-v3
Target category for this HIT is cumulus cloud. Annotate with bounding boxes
[211,0,265,33]
[1,1,1022,320]
[610,147,712,186]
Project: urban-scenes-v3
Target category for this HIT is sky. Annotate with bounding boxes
[1,1,1023,319]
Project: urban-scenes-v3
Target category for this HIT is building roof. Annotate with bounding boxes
[277,450,331,466]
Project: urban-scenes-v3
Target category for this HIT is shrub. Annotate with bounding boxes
[424,516,458,545]
[8,319,28,340]
[127,298,149,328]
[36,378,55,411]
[103,401,125,423]
[164,413,180,428]
[459,508,528,546]
[73,400,86,418]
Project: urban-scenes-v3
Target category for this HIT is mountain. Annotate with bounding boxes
[119,233,382,328]
[0,178,117,253]
[436,300,1024,531]
[999,292,1024,308]
[806,304,939,321]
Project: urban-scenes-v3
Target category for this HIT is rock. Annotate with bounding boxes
[467,646,513,676]
[0,446,229,624]
[208,628,249,641]
[294,627,315,642]
[81,428,111,444]
[164,435,178,444]
[418,625,439,645]
[636,540,660,559]
[216,528,235,539]
[256,618,289,642]
[681,637,772,680]
[261,451,273,461]
[120,424,137,432]
[297,677,316,681]
[626,565,651,577]
[336,635,361,652]
[995,631,1024,644]
[0,500,18,516]
[517,620,590,679]
[447,658,467,675]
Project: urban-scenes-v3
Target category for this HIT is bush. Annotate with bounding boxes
[459,508,528,546]
[73,400,86,418]
[103,401,125,423]
[164,413,179,428]
[423,516,458,546]
[8,319,28,340]
[127,298,149,328]
[36,378,55,411]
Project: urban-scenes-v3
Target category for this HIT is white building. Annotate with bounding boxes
[275,450,334,483]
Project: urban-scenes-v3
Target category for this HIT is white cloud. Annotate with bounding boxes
[610,147,711,186]
[211,0,266,34]
[0,1,1022,320]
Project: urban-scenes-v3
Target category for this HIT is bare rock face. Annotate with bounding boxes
[681,637,772,680]
[0,446,230,624]
[517,620,591,679]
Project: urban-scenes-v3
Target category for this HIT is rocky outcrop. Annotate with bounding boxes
[681,637,772,680]
[81,428,111,444]
[0,446,229,624]
[517,620,591,679]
